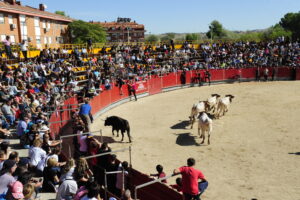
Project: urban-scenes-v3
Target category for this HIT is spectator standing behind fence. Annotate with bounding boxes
[205,70,211,86]
[150,164,167,183]
[173,158,208,200]
[79,98,92,132]
[19,40,28,61]
[87,38,93,54]
[2,36,14,59]
[264,68,269,81]
[127,80,137,101]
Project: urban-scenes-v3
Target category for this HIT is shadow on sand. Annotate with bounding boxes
[170,120,190,129]
[174,132,201,146]
[288,152,300,155]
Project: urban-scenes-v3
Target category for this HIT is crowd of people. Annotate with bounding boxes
[0,37,299,199]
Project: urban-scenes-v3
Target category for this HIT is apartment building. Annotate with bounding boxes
[0,0,72,49]
[91,18,145,43]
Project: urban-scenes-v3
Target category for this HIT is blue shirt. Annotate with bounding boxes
[79,104,91,115]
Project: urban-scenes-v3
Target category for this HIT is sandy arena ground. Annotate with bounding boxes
[91,81,300,200]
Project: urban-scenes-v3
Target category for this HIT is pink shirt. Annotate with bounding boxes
[3,39,11,46]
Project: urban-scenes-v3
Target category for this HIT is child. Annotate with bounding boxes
[150,164,167,183]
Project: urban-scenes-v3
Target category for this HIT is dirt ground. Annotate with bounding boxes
[91,81,300,200]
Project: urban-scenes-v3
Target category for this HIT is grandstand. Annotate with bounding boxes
[0,40,299,200]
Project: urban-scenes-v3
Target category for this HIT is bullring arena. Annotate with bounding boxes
[92,81,300,200]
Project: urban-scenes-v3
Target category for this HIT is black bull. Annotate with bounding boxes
[104,116,132,143]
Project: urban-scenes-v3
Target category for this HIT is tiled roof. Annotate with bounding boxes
[92,21,144,29]
[0,1,73,22]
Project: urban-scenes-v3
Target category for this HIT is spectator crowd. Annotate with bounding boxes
[0,37,299,199]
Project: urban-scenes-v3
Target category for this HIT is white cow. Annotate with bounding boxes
[198,112,213,145]
[189,101,208,129]
[216,95,235,119]
[207,94,221,114]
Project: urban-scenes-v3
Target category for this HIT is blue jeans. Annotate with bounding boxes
[183,181,208,200]
[5,115,15,126]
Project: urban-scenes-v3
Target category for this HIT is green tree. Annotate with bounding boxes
[146,34,159,43]
[185,33,198,41]
[55,11,66,16]
[279,12,300,40]
[206,20,227,39]
[68,20,106,44]
[262,24,292,41]
[160,32,176,42]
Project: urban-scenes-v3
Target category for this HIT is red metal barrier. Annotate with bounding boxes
[296,69,300,80]
[148,76,162,95]
[162,73,177,88]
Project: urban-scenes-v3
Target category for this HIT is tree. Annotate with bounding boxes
[55,11,66,16]
[261,24,292,41]
[146,35,159,43]
[185,33,198,41]
[160,32,176,42]
[206,20,227,40]
[68,20,106,44]
[279,12,300,40]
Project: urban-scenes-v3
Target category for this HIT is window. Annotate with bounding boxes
[42,20,46,28]
[0,13,4,24]
[36,36,41,44]
[48,37,52,44]
[10,35,15,43]
[35,27,41,36]
[34,17,39,27]
[19,15,26,25]
[44,37,47,44]
[0,35,6,41]
[8,15,13,24]
[47,21,50,29]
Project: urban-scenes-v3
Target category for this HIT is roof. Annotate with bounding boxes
[0,1,73,22]
[92,21,144,30]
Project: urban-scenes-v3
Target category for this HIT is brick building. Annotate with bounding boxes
[0,0,72,49]
[92,18,145,43]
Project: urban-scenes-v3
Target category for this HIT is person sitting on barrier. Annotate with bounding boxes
[173,158,208,200]
[150,164,167,183]
[60,158,75,182]
[170,177,183,193]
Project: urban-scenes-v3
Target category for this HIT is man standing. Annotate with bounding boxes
[173,158,208,200]
[2,36,14,59]
[79,98,92,132]
[205,70,211,86]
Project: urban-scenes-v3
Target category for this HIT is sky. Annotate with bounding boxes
[25,0,300,34]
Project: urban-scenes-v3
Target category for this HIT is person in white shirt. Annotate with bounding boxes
[28,139,46,175]
[19,40,28,61]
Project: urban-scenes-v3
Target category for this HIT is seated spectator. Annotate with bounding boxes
[74,158,93,188]
[60,158,75,182]
[0,160,17,196]
[123,189,133,200]
[80,181,101,200]
[42,157,60,192]
[56,169,78,200]
[6,180,24,200]
[170,177,182,192]
[23,184,35,200]
[150,164,167,183]
[28,139,46,176]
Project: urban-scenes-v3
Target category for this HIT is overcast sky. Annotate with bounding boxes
[25,0,300,34]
